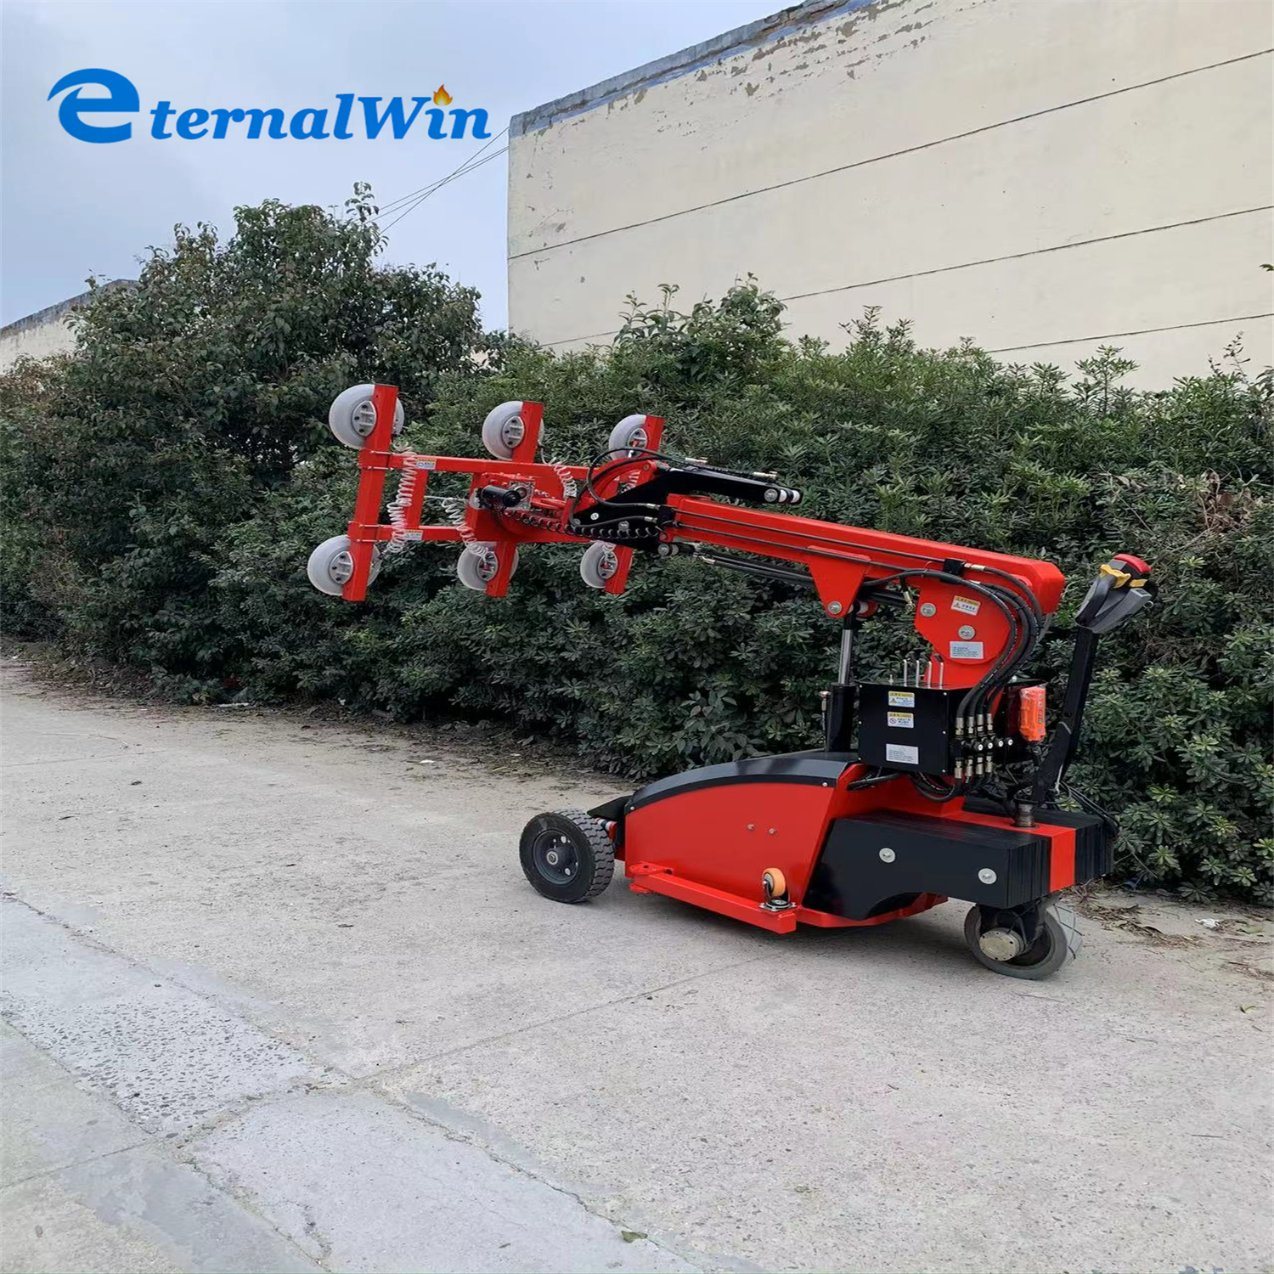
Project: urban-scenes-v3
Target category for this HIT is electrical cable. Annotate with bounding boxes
[1063,783,1120,835]
[374,135,509,233]
[378,149,507,232]
[910,774,964,803]
[375,127,508,215]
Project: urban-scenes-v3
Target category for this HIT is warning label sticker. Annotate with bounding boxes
[950,640,985,660]
[887,712,915,729]
[951,595,981,615]
[886,744,919,765]
[887,691,915,708]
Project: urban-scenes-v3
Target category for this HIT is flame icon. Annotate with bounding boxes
[432,84,453,107]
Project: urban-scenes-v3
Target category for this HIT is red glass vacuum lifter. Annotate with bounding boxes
[308,385,1155,979]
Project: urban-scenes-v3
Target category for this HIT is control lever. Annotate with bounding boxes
[1026,553,1156,811]
[1075,554,1156,634]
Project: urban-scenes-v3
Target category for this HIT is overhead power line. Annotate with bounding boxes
[374,128,509,232]
[378,127,507,214]
[378,148,507,232]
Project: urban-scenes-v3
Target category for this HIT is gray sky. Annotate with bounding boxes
[1,0,777,328]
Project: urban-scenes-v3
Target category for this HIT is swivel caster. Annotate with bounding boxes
[963,899,1079,980]
[327,384,405,449]
[760,867,792,911]
[455,543,518,591]
[579,542,619,590]
[306,535,381,596]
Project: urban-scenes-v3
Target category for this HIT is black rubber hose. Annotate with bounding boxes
[863,569,1020,720]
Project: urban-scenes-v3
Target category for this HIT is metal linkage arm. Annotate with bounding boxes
[572,459,803,518]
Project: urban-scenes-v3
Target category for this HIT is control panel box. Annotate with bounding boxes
[857,683,963,775]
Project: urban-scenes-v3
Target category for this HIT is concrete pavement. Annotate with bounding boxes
[1,657,1270,1272]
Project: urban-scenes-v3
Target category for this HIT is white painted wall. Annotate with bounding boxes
[508,0,1273,386]
[0,307,79,371]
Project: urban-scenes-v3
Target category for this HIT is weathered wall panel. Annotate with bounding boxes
[0,282,134,373]
[0,307,78,371]
[508,0,1273,385]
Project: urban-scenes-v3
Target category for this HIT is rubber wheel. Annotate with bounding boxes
[607,413,650,457]
[963,901,1079,980]
[579,542,619,589]
[520,810,615,903]
[481,401,526,460]
[456,544,517,591]
[762,868,787,900]
[328,384,404,449]
[306,535,381,597]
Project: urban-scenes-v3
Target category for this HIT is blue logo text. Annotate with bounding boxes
[49,71,490,143]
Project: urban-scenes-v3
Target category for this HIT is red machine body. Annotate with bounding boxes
[310,385,1155,979]
[620,767,1087,934]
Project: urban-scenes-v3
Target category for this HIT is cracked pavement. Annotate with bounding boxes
[1,658,1271,1272]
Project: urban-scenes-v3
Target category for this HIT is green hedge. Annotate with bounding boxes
[2,199,1270,902]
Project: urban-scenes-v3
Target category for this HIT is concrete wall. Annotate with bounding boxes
[508,0,1273,386]
[0,283,133,373]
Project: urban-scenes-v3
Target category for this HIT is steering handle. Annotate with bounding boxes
[1076,554,1156,634]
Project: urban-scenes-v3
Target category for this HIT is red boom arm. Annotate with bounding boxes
[330,388,1064,691]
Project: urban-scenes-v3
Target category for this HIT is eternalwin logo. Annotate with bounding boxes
[48,69,490,144]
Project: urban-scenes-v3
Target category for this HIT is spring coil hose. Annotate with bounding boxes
[385,457,424,554]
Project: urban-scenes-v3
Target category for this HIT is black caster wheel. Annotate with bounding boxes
[964,900,1080,980]
[520,809,614,904]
